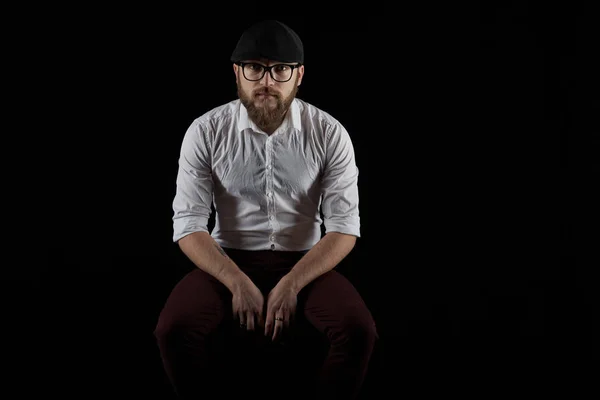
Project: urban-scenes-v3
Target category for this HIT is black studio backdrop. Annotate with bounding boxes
[8,4,596,397]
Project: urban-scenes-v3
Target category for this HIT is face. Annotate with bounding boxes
[234,59,304,129]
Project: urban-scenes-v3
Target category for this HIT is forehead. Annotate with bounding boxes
[243,58,295,66]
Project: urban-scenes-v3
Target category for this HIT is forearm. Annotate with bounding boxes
[178,231,248,293]
[283,232,357,294]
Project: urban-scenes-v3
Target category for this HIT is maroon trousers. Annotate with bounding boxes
[154,248,379,399]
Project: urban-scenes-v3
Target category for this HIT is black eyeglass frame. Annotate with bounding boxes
[235,62,302,82]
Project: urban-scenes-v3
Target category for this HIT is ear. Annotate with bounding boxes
[233,63,239,84]
[296,65,305,86]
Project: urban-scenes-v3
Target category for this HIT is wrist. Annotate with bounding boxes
[281,273,300,295]
[222,268,248,293]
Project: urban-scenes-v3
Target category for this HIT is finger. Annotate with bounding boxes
[264,312,273,336]
[246,311,255,331]
[257,310,265,328]
[272,319,283,341]
[284,313,290,330]
[238,313,246,329]
[264,303,273,335]
[272,317,283,341]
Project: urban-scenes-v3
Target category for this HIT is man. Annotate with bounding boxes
[154,19,378,399]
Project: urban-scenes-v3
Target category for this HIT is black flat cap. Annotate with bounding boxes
[231,20,304,64]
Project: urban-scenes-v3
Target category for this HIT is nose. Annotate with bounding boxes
[259,70,275,86]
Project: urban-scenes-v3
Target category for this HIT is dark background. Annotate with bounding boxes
[7,3,597,398]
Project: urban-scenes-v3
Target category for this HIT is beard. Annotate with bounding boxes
[238,77,298,132]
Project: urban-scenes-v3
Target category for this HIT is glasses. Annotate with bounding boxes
[236,62,301,82]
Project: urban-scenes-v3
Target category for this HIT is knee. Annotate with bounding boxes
[154,315,196,347]
[154,317,180,346]
[335,316,379,347]
[154,314,220,348]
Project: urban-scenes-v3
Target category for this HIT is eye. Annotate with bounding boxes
[274,65,290,72]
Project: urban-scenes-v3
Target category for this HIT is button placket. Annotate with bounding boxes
[265,137,277,249]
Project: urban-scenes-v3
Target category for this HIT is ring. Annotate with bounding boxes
[275,317,284,321]
[240,323,246,326]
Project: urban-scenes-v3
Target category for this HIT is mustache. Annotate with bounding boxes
[253,88,279,97]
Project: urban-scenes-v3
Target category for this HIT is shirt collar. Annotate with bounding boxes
[237,98,301,134]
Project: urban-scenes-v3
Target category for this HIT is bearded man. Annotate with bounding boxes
[154,19,378,400]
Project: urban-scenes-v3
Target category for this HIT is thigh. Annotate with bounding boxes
[298,270,379,339]
[155,268,233,334]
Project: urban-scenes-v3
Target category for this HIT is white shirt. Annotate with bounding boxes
[172,98,360,251]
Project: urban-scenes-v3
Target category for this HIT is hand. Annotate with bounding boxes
[264,277,298,341]
[231,277,265,332]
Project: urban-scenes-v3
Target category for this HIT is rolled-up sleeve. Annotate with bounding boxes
[320,123,361,237]
[172,121,214,242]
